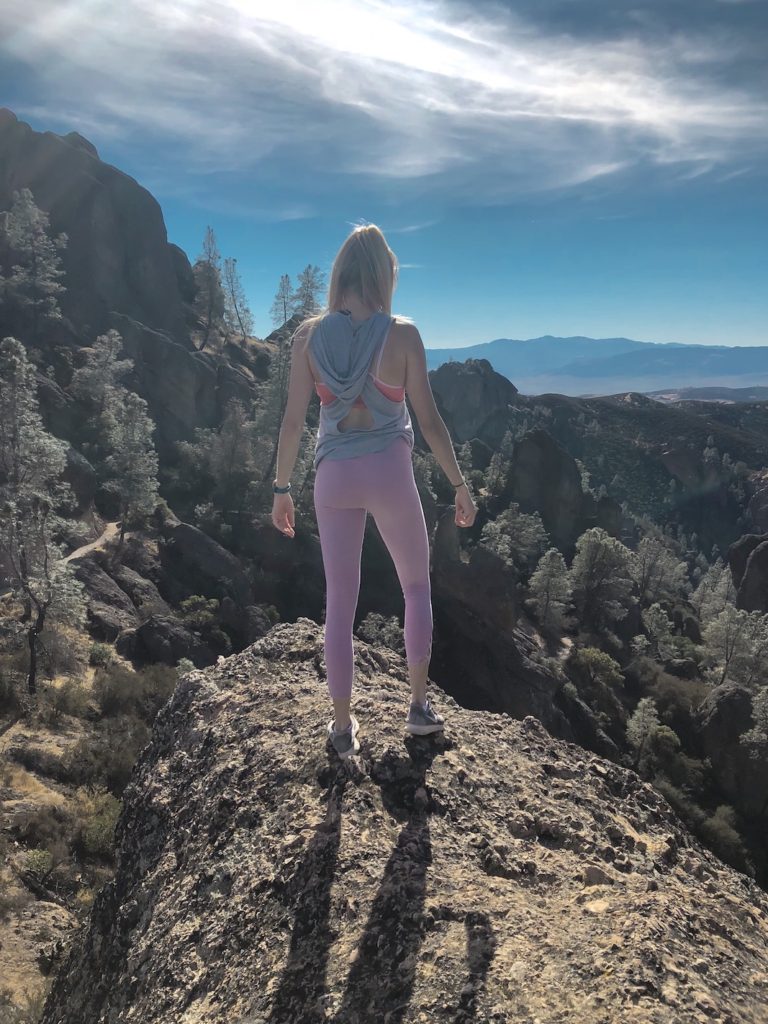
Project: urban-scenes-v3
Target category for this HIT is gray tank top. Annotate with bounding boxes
[310,310,414,470]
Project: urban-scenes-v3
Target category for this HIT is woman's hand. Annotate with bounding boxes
[455,483,477,528]
[272,493,295,538]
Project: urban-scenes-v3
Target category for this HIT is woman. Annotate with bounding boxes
[271,224,477,759]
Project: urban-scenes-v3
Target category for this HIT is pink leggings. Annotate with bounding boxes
[313,435,433,700]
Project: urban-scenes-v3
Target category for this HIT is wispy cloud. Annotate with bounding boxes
[2,0,766,203]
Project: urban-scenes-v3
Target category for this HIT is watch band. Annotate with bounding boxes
[273,481,291,494]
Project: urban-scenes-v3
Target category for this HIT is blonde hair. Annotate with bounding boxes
[291,223,412,352]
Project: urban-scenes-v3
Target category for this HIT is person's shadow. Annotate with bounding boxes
[265,731,497,1024]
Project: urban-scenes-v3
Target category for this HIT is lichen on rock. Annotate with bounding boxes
[40,618,768,1024]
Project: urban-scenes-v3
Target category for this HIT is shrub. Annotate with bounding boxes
[72,787,122,862]
[23,847,53,878]
[699,804,752,873]
[60,718,150,794]
[11,803,71,857]
[89,642,114,667]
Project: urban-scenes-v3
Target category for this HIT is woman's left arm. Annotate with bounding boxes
[272,326,315,536]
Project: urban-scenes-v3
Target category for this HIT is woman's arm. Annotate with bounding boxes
[403,323,478,526]
[274,324,315,487]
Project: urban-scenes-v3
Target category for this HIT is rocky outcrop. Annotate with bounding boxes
[129,614,218,668]
[728,532,768,613]
[0,107,191,343]
[428,358,519,444]
[501,428,623,552]
[431,511,575,737]
[40,618,768,1024]
[70,555,141,641]
[157,516,253,607]
[696,683,768,820]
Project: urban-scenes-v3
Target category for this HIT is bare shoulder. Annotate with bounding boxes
[390,316,423,352]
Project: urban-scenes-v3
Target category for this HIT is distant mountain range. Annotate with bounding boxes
[425,335,768,398]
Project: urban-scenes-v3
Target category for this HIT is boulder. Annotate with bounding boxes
[728,531,768,591]
[132,614,217,668]
[70,555,140,640]
[39,618,768,1024]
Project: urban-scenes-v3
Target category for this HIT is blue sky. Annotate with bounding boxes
[1,0,767,347]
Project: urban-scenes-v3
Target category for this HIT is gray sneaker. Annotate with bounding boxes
[326,714,361,759]
[405,697,445,736]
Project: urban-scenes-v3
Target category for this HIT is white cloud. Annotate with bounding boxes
[2,0,766,202]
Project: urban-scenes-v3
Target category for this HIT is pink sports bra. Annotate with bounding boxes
[315,374,405,407]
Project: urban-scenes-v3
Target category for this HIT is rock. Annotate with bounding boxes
[70,554,140,640]
[728,531,768,591]
[427,357,518,445]
[132,614,217,668]
[501,428,622,553]
[663,658,699,680]
[583,863,615,886]
[735,538,768,613]
[431,510,568,733]
[0,108,190,342]
[696,682,768,818]
[158,520,252,607]
[38,618,768,1024]
[107,312,230,459]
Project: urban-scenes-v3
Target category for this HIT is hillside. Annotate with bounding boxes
[38,620,768,1024]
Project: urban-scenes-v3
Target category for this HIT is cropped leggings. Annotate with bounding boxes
[313,435,433,700]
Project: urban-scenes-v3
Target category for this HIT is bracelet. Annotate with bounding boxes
[450,477,466,489]
[273,481,291,494]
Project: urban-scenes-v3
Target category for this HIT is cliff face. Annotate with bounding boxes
[41,619,768,1024]
[0,107,191,344]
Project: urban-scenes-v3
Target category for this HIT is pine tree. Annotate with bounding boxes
[631,535,689,605]
[701,604,752,686]
[269,273,295,328]
[568,527,635,630]
[0,187,67,343]
[222,257,254,344]
[626,697,661,769]
[479,503,548,572]
[690,558,736,624]
[209,399,259,513]
[102,390,160,546]
[527,547,571,631]
[69,328,133,415]
[0,336,87,694]
[641,602,676,660]
[291,264,326,319]
[483,429,515,498]
[192,226,225,351]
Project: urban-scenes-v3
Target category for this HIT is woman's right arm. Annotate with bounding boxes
[402,324,478,527]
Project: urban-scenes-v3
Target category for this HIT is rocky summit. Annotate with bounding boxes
[41,619,768,1024]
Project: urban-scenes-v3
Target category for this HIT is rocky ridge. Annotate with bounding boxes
[40,619,768,1024]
